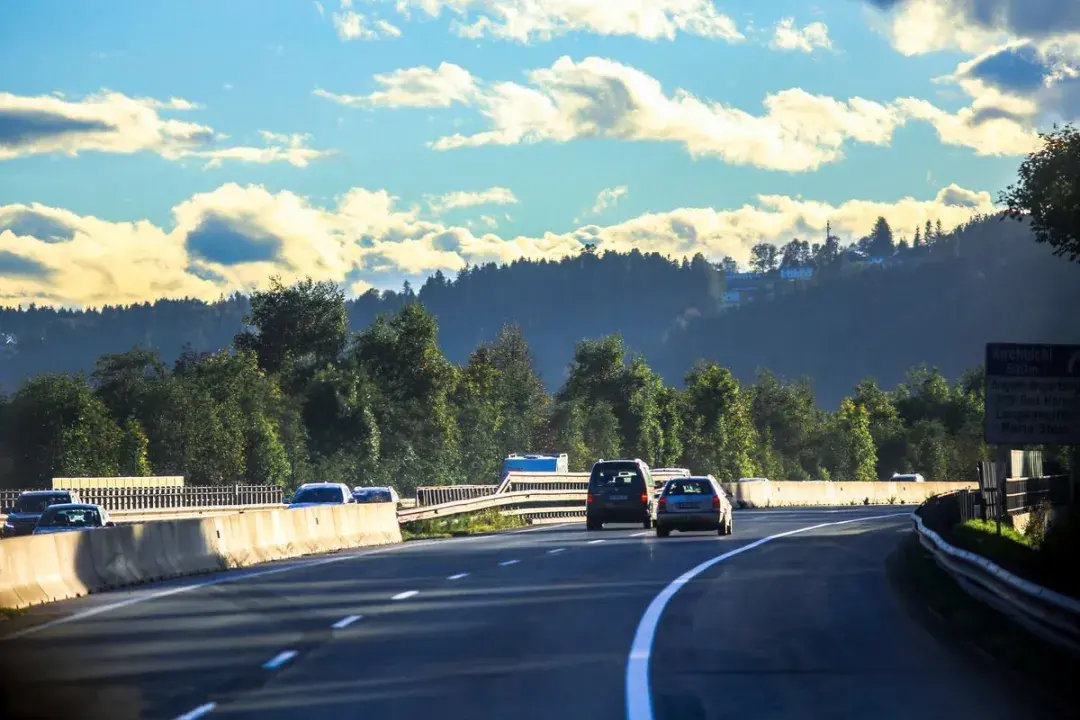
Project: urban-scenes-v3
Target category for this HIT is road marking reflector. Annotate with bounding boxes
[262,650,298,671]
[332,615,363,630]
[391,590,419,601]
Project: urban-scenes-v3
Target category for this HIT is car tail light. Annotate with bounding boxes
[587,492,594,504]
[712,495,720,510]
[641,492,648,504]
[657,497,666,511]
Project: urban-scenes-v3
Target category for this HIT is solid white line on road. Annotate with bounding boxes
[447,573,469,580]
[174,702,217,720]
[391,590,419,601]
[332,615,363,630]
[547,548,566,555]
[630,531,651,537]
[262,650,298,671]
[498,559,520,567]
[587,539,605,545]
[625,512,905,720]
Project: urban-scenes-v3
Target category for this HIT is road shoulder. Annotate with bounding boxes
[885,532,1076,718]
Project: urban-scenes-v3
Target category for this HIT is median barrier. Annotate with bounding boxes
[0,502,402,611]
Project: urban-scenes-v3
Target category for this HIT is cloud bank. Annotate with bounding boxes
[0,183,997,309]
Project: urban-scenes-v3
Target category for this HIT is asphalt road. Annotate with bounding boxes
[0,508,1056,720]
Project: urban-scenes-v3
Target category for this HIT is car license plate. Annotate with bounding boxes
[676,502,696,510]
[610,495,627,501]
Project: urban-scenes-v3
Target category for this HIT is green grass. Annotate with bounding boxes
[401,509,527,540]
[888,534,1076,714]
[945,518,1080,597]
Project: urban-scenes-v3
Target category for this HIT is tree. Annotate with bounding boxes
[352,303,460,490]
[1000,125,1080,261]
[7,375,123,485]
[720,257,739,273]
[824,398,878,482]
[913,226,923,246]
[750,243,780,273]
[779,239,812,269]
[234,276,348,377]
[452,347,505,483]
[925,219,934,244]
[118,417,152,476]
[486,325,550,456]
[867,216,895,258]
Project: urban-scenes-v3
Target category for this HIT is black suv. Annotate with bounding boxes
[2,490,82,538]
[585,459,653,531]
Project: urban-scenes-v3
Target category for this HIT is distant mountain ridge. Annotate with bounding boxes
[1,214,1077,407]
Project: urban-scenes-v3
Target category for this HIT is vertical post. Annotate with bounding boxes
[1070,446,1078,511]
[995,446,1009,536]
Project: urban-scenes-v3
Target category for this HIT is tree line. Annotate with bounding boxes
[0,276,993,494]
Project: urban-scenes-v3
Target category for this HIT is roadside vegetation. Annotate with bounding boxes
[401,509,526,540]
[945,512,1080,599]
[0,279,1003,496]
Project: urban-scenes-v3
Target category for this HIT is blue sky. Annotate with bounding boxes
[0,0,1074,308]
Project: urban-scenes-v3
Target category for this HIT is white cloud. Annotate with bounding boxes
[589,186,628,215]
[0,90,334,167]
[315,63,479,108]
[322,56,1037,169]
[770,18,833,53]
[479,215,499,229]
[427,186,518,214]
[0,183,998,309]
[334,0,744,44]
[333,9,402,40]
[0,90,214,161]
[865,1,1080,127]
[192,131,336,169]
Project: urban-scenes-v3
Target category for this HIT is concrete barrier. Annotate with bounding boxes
[719,481,978,508]
[0,502,401,611]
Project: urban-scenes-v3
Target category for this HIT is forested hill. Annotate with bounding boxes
[1,213,1077,406]
[653,217,1080,405]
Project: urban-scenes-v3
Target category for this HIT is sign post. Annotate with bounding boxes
[985,343,1080,516]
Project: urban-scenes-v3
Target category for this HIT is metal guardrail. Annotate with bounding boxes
[912,510,1080,655]
[398,489,587,524]
[1,485,284,512]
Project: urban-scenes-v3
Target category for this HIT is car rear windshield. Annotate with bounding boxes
[354,490,392,503]
[13,494,71,514]
[291,487,343,504]
[664,480,714,496]
[38,507,102,528]
[590,463,645,489]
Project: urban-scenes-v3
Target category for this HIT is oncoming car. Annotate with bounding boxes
[2,490,83,538]
[655,475,733,538]
[352,486,400,505]
[586,459,653,531]
[285,482,354,509]
[32,503,114,535]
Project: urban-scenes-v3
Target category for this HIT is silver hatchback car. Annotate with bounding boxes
[655,475,733,537]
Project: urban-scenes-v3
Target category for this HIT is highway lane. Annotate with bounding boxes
[0,509,1052,720]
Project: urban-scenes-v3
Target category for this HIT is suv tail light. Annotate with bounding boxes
[641,492,648,504]
[587,492,594,504]
[712,495,720,510]
[657,496,666,511]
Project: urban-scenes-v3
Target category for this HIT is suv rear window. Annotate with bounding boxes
[664,479,713,496]
[590,462,646,489]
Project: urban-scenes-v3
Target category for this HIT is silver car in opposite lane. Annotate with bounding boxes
[655,475,733,537]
